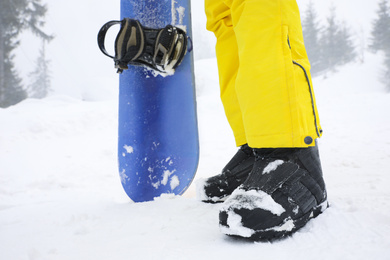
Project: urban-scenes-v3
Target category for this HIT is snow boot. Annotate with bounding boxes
[219,144,328,240]
[197,144,255,203]
[98,18,188,73]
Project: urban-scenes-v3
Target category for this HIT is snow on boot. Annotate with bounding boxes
[98,18,188,74]
[219,144,328,240]
[196,144,255,203]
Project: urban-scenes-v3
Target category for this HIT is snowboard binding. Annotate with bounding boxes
[98,18,188,74]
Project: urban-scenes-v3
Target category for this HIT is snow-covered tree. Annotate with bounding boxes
[319,6,340,72]
[334,22,357,65]
[0,0,52,108]
[302,1,322,74]
[370,0,390,91]
[28,40,51,99]
[319,6,356,73]
[370,0,390,53]
[0,22,26,108]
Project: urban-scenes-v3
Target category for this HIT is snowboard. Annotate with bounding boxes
[117,0,199,202]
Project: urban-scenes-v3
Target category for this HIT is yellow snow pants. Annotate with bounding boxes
[205,0,322,148]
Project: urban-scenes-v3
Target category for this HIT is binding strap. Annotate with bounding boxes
[97,18,188,74]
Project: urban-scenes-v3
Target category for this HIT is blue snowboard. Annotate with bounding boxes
[118,0,199,202]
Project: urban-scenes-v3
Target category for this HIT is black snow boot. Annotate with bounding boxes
[219,144,328,240]
[197,144,255,203]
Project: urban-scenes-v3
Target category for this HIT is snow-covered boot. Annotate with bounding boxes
[219,144,328,240]
[98,18,188,73]
[197,144,255,203]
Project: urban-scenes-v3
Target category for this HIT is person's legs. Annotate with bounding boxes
[201,0,328,240]
[217,0,327,240]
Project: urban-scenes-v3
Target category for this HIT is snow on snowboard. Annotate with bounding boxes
[98,0,199,202]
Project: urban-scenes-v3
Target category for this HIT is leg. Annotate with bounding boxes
[228,0,322,148]
[205,0,328,240]
[205,0,247,146]
[197,0,255,203]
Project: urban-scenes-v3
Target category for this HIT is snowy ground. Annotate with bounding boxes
[1,51,390,259]
[2,1,390,258]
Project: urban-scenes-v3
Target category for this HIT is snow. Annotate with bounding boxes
[195,177,219,203]
[1,0,390,259]
[267,218,295,233]
[220,188,287,238]
[221,211,255,238]
[263,160,284,175]
[170,175,180,190]
[222,189,286,216]
[123,145,134,154]
[161,170,176,186]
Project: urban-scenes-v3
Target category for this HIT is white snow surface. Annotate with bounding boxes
[1,1,390,259]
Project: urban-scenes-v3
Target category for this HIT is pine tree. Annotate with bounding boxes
[28,40,51,99]
[335,22,357,65]
[370,0,390,52]
[381,28,390,92]
[319,6,340,72]
[302,1,322,74]
[0,0,52,108]
[319,6,356,73]
[0,27,26,108]
[370,0,390,91]
[384,51,390,91]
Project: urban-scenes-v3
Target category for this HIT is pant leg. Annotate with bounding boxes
[205,0,247,146]
[228,0,322,148]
